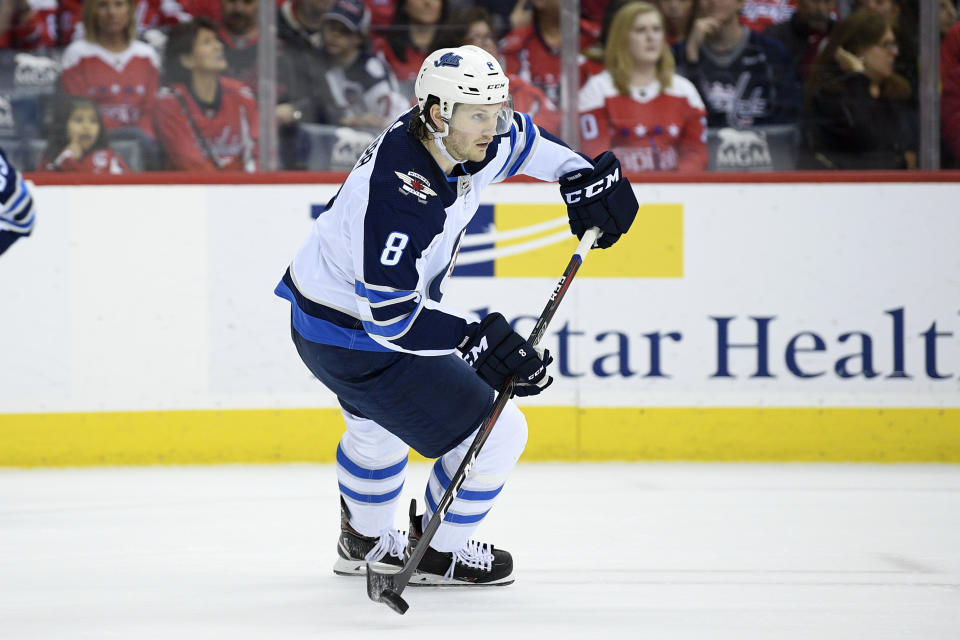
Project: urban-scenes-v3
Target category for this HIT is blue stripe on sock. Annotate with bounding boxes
[339,481,404,504]
[424,488,491,525]
[337,444,407,480]
[432,459,503,501]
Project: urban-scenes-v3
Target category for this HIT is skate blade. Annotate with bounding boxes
[332,557,403,577]
[407,572,514,587]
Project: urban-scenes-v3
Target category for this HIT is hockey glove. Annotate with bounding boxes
[460,312,554,397]
[559,151,639,249]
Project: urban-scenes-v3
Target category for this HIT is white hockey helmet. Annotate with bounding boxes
[414,45,512,135]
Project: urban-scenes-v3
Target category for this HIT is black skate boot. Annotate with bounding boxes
[333,497,408,576]
[406,499,514,586]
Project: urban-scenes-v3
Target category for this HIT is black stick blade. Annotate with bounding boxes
[366,564,408,614]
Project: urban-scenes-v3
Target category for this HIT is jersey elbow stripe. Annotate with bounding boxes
[362,302,422,339]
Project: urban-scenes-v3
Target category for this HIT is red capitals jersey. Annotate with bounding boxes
[579,71,708,172]
[60,39,160,138]
[371,34,426,86]
[509,74,561,134]
[154,78,259,172]
[0,6,44,49]
[43,147,130,174]
[365,0,394,27]
[740,0,796,32]
[500,19,599,106]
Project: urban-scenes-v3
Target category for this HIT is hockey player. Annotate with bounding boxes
[275,45,637,585]
[0,147,37,257]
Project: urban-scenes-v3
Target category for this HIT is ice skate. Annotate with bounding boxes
[333,497,408,576]
[406,499,514,586]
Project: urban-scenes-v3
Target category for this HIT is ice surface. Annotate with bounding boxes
[1,463,959,639]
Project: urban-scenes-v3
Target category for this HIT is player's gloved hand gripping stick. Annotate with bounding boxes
[367,226,603,615]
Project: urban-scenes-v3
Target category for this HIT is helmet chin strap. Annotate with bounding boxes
[424,116,465,166]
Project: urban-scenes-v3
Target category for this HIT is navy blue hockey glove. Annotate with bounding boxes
[460,312,553,397]
[559,151,639,249]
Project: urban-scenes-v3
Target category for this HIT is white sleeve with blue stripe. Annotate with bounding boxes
[0,148,37,236]
[492,112,593,184]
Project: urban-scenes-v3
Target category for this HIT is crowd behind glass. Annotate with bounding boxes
[1,0,957,173]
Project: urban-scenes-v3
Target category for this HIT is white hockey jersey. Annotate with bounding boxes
[275,108,591,355]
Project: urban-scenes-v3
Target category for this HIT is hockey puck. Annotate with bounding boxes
[379,589,409,615]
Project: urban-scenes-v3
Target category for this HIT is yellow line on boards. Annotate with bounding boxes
[0,407,957,467]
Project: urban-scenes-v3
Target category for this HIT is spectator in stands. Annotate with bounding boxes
[275,0,405,168]
[740,0,796,32]
[0,145,36,258]
[281,0,406,128]
[800,9,916,169]
[941,21,960,166]
[40,95,130,172]
[60,0,161,166]
[499,0,600,106]
[0,0,45,48]
[673,0,801,128]
[372,0,448,92]
[854,0,916,100]
[472,0,535,38]
[941,0,957,38]
[218,0,259,92]
[69,0,192,43]
[583,0,641,76]
[155,17,259,171]
[580,2,707,171]
[764,0,835,80]
[441,6,562,132]
[658,0,699,44]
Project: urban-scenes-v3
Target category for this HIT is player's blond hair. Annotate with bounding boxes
[82,0,137,45]
[605,2,675,96]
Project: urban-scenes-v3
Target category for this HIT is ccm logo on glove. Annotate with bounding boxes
[561,167,620,204]
[559,151,639,249]
[460,312,553,397]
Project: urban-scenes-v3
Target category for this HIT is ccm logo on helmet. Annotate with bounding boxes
[562,168,621,204]
[434,52,463,68]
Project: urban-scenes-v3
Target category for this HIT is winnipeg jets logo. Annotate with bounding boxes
[395,171,438,202]
[434,52,462,68]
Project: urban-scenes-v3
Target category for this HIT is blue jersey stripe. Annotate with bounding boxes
[368,296,419,323]
[275,277,392,352]
[506,114,537,178]
[355,280,417,305]
[337,444,407,480]
[494,121,519,181]
[362,303,420,339]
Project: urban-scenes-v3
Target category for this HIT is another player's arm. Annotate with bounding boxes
[0,147,37,254]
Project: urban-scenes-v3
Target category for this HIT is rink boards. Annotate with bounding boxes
[1,178,958,464]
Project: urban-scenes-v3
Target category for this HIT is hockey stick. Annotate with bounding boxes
[366,226,602,615]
